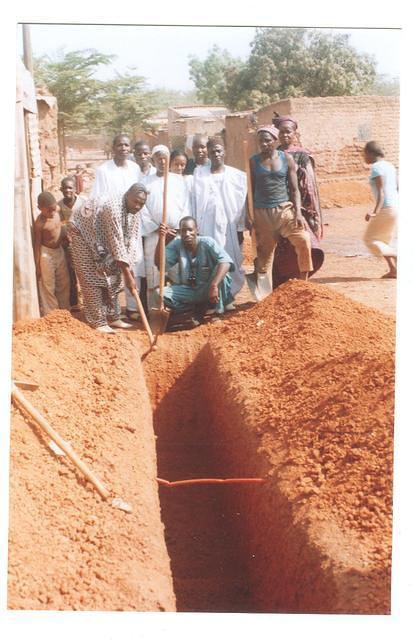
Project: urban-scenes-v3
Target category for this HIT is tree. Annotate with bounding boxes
[302,30,377,96]
[33,50,160,139]
[100,71,158,138]
[188,28,378,110]
[33,48,115,133]
[188,45,244,105]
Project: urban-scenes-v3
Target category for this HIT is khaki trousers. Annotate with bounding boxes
[254,203,313,274]
[363,207,397,258]
[39,245,70,315]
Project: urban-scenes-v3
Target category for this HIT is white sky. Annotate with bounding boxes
[17,23,400,91]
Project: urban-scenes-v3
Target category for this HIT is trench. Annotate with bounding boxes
[143,336,342,614]
[146,342,256,612]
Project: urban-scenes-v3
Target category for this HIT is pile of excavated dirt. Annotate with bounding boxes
[8,278,395,614]
[9,311,175,611]
[202,280,395,613]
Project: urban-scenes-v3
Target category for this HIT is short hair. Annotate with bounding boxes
[192,134,208,146]
[37,192,56,208]
[179,216,197,229]
[134,140,149,150]
[112,133,130,147]
[364,141,384,157]
[126,182,149,197]
[61,176,76,187]
[207,136,225,150]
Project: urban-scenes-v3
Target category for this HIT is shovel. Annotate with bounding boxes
[11,380,132,512]
[130,287,157,350]
[149,160,171,335]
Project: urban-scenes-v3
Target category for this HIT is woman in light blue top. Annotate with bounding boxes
[363,141,398,279]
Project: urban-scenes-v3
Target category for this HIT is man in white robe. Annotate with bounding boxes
[133,140,157,184]
[192,137,247,298]
[141,145,194,307]
[91,134,141,197]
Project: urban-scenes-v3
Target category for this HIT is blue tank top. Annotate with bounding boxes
[252,150,289,209]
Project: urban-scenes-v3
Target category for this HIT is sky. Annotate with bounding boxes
[17,23,401,92]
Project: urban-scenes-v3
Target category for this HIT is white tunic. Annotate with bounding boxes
[91,159,142,198]
[192,164,247,295]
[137,164,157,185]
[141,172,194,288]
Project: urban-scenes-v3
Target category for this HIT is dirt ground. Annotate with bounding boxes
[8,148,396,613]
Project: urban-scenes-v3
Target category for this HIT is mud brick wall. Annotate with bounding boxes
[37,96,61,191]
[225,96,399,206]
[257,96,399,178]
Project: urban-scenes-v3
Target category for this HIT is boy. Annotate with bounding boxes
[57,176,85,308]
[34,191,70,315]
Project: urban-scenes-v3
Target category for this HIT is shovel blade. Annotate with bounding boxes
[13,379,39,391]
[245,271,273,302]
[149,307,171,335]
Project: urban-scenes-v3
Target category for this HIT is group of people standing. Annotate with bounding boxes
[33,120,398,333]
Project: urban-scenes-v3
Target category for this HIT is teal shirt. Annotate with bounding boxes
[370,160,398,208]
[165,236,234,285]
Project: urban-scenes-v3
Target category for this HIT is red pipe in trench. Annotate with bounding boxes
[157,477,265,487]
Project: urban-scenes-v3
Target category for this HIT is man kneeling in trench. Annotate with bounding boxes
[154,216,234,325]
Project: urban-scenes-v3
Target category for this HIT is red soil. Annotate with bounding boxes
[319,180,372,208]
[9,311,175,611]
[206,280,394,612]
[8,282,394,613]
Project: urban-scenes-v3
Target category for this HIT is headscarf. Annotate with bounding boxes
[273,115,298,130]
[151,144,170,158]
[256,125,280,140]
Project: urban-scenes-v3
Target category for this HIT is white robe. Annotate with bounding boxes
[137,164,157,185]
[91,159,142,198]
[142,173,194,289]
[192,165,247,295]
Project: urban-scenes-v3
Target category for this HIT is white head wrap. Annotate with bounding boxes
[151,144,170,158]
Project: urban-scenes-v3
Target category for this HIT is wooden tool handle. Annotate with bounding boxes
[11,384,111,500]
[243,140,255,225]
[131,289,155,346]
[159,161,169,307]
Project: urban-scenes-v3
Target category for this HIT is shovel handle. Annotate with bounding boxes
[11,384,111,500]
[131,288,155,347]
[159,161,169,308]
[243,140,255,225]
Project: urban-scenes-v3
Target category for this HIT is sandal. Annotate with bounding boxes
[125,310,140,321]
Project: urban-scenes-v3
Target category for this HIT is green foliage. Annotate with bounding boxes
[99,70,157,138]
[188,44,244,105]
[188,28,379,110]
[33,48,114,132]
[33,50,160,136]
